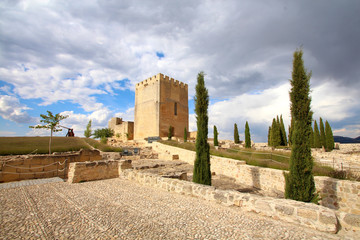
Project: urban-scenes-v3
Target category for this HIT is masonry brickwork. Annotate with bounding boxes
[134,73,188,140]
[108,117,134,141]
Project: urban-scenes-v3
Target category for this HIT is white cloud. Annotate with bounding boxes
[114,107,134,122]
[311,81,360,122]
[0,95,34,123]
[1,1,360,138]
[207,83,290,141]
[333,125,360,139]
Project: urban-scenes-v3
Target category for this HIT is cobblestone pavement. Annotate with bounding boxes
[0,177,342,240]
[0,177,64,190]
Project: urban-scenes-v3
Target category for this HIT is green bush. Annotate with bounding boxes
[100,137,108,144]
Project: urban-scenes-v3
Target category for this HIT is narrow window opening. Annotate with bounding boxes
[174,102,177,116]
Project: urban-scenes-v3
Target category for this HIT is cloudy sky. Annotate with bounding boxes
[1,0,359,142]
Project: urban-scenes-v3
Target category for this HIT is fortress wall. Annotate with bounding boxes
[134,76,160,140]
[109,118,134,141]
[159,74,188,138]
[152,142,360,215]
[134,73,188,140]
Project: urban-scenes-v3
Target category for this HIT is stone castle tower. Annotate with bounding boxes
[134,73,189,140]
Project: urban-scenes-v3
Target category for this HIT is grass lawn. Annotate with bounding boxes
[0,137,121,155]
[159,140,338,179]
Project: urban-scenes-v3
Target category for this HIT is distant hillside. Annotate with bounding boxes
[334,136,360,143]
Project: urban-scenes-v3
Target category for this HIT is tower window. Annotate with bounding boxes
[174,102,177,116]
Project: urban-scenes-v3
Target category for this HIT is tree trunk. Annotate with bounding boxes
[49,128,53,154]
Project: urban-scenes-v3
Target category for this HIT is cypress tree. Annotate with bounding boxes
[184,127,187,142]
[288,117,294,146]
[213,125,218,146]
[193,72,211,186]
[268,126,272,146]
[245,121,251,148]
[310,125,314,148]
[280,115,287,146]
[234,123,240,144]
[271,118,281,147]
[285,48,316,202]
[314,120,321,148]
[325,120,334,151]
[319,117,326,149]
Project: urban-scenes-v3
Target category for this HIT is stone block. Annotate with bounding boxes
[297,208,318,221]
[275,204,294,216]
[214,190,227,203]
[319,211,338,225]
[343,213,360,227]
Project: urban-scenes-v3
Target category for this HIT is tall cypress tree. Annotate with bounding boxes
[271,118,281,147]
[268,126,272,146]
[310,125,314,148]
[319,117,326,149]
[325,120,334,151]
[245,121,251,148]
[213,125,218,147]
[193,72,211,186]
[314,120,321,148]
[234,123,240,144]
[288,117,295,146]
[280,115,287,146]
[285,49,316,202]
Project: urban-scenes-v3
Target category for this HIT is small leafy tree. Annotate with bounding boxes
[84,120,92,138]
[245,121,251,148]
[234,123,240,144]
[325,120,334,151]
[193,71,211,186]
[93,128,114,139]
[213,125,219,146]
[184,127,187,142]
[29,111,68,154]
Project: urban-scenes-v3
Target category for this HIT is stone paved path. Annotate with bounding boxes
[0,177,64,190]
[0,177,342,239]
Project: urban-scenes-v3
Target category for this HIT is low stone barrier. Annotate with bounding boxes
[120,170,339,233]
[152,142,360,216]
[68,160,132,183]
[0,149,102,183]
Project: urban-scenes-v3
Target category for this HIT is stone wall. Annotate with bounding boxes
[67,160,132,183]
[68,160,118,183]
[120,170,339,233]
[0,149,102,183]
[108,117,134,141]
[152,142,360,215]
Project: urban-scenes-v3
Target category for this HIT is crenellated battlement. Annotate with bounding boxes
[136,73,188,89]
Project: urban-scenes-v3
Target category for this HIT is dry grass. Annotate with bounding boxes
[0,137,91,155]
[0,137,122,155]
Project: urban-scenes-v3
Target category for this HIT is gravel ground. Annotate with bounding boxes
[0,177,343,240]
